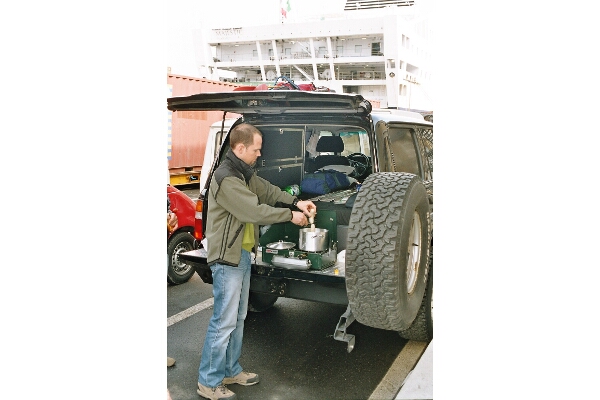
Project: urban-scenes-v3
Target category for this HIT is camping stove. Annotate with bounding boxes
[259,209,340,271]
[262,242,337,271]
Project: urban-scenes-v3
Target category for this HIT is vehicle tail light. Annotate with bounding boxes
[194,199,204,241]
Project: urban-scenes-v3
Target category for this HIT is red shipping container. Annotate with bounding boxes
[167,74,241,186]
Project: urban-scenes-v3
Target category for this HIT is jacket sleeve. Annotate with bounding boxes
[252,175,296,206]
[216,176,293,225]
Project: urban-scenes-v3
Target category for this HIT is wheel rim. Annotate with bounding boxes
[171,242,193,276]
[406,211,422,294]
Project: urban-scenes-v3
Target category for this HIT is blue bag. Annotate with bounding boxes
[300,170,350,194]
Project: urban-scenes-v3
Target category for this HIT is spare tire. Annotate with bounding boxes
[399,245,433,341]
[345,172,431,331]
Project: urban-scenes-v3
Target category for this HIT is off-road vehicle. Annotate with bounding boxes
[169,84,433,351]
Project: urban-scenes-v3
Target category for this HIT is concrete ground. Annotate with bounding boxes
[396,339,433,399]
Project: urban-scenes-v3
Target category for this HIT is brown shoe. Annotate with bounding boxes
[197,382,237,400]
[222,371,259,386]
[167,357,176,367]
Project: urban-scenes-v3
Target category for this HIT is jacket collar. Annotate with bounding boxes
[226,149,254,184]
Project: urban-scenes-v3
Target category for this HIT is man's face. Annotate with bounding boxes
[237,133,262,167]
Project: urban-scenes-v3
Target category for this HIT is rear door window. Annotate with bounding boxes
[375,123,421,176]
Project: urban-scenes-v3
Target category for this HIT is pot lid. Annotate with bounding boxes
[266,241,296,250]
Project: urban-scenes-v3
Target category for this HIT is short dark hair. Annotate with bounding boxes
[230,123,262,148]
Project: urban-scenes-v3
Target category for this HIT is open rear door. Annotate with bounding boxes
[167,91,372,115]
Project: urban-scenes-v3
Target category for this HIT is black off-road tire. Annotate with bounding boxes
[167,231,196,285]
[399,245,433,341]
[345,172,431,331]
[248,292,278,312]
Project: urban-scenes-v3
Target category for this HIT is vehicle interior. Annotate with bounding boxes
[209,119,429,259]
[252,124,371,191]
[233,123,372,252]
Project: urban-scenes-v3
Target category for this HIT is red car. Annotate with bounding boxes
[167,185,197,284]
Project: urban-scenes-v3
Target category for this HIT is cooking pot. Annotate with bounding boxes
[298,228,329,252]
[266,241,296,250]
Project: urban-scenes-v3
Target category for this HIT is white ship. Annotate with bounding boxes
[191,0,433,112]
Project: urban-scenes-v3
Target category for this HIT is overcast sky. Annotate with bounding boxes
[199,0,348,28]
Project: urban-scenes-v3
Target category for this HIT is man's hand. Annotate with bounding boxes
[296,200,317,218]
[291,211,308,226]
[167,212,178,233]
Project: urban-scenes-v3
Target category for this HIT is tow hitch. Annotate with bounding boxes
[334,305,356,353]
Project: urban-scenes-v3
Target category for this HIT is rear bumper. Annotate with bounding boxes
[179,249,349,305]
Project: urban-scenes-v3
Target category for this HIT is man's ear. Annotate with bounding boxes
[232,143,244,154]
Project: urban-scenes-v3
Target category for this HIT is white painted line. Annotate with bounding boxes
[167,297,214,327]
[368,341,428,400]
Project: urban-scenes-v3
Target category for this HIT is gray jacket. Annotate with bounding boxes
[205,150,296,266]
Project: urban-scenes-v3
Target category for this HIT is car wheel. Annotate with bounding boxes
[398,245,433,341]
[345,172,431,331]
[248,292,278,312]
[167,231,196,285]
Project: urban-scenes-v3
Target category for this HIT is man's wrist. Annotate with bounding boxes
[291,197,299,208]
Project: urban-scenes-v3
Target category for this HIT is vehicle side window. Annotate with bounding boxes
[376,126,421,176]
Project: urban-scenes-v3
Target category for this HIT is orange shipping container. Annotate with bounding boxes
[167,74,241,186]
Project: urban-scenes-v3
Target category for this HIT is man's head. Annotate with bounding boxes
[230,123,262,167]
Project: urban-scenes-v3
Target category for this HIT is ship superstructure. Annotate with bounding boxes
[194,0,433,110]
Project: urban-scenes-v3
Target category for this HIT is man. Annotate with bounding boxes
[197,123,316,400]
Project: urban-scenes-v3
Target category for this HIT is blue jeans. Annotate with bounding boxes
[198,250,251,388]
